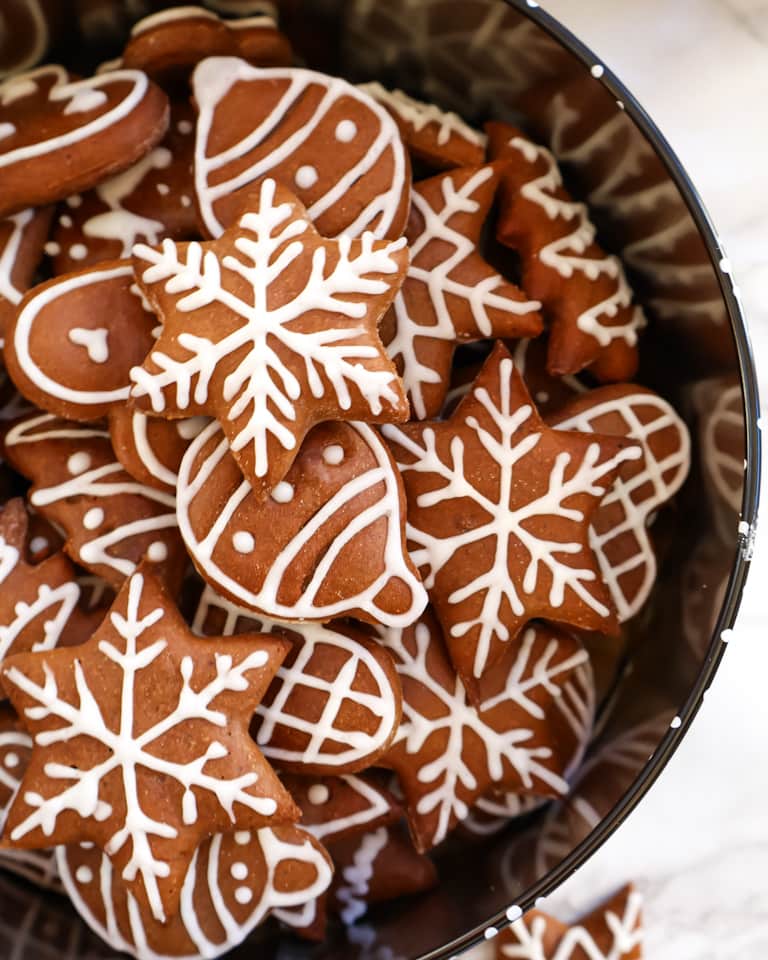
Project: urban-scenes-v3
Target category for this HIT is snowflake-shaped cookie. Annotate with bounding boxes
[383,342,641,694]
[131,177,409,496]
[377,608,593,851]
[382,164,542,420]
[1,568,299,923]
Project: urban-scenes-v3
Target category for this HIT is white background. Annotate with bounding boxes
[467,1,768,956]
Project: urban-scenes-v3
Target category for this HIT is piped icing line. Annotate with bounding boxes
[2,0,48,78]
[0,208,35,305]
[359,82,487,147]
[335,826,388,925]
[130,5,220,35]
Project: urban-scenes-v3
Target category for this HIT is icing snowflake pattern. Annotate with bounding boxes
[132,177,408,492]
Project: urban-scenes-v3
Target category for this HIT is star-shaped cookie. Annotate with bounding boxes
[0,566,299,923]
[130,177,410,497]
[383,342,641,697]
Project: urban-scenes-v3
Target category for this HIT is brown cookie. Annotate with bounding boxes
[0,64,169,217]
[194,585,404,774]
[360,83,487,170]
[192,59,411,240]
[5,260,157,421]
[381,164,542,420]
[59,824,332,957]
[0,207,53,343]
[131,179,409,498]
[2,567,300,923]
[497,885,643,959]
[0,0,62,78]
[377,609,593,852]
[3,412,186,591]
[383,342,641,695]
[486,122,646,381]
[48,101,199,275]
[177,419,427,627]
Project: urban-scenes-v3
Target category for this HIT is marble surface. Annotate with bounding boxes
[465,1,768,957]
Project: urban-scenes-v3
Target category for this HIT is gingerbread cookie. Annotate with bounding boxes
[5,260,157,421]
[383,343,641,694]
[498,885,643,960]
[131,178,409,497]
[178,419,426,626]
[377,609,593,851]
[59,824,332,959]
[360,83,487,170]
[2,567,300,922]
[486,123,646,381]
[123,7,292,86]
[192,59,411,240]
[550,384,690,622]
[0,1,61,78]
[0,65,169,217]
[48,102,198,275]
[381,164,542,420]
[0,207,53,343]
[3,412,185,591]
[108,409,208,493]
[194,585,404,773]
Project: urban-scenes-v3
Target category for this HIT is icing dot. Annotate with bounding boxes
[235,887,253,905]
[232,531,255,554]
[234,831,251,845]
[59,214,73,228]
[670,715,682,729]
[83,508,104,530]
[591,64,605,78]
[66,194,83,208]
[76,866,93,884]
[69,243,88,261]
[721,628,735,643]
[535,390,550,405]
[335,119,358,143]
[176,417,207,440]
[177,119,193,135]
[180,195,192,208]
[271,481,294,504]
[3,752,19,769]
[156,183,170,196]
[230,862,248,880]
[295,165,319,190]
[44,241,61,256]
[308,783,330,805]
[29,535,48,554]
[147,541,168,562]
[67,452,91,475]
[322,444,345,466]
[484,927,499,940]
[506,905,523,922]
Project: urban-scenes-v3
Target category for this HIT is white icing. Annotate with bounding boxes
[335,119,358,143]
[360,82,487,148]
[180,195,192,208]
[0,0,47,77]
[67,452,92,475]
[336,826,388,925]
[130,5,219,36]
[68,243,88,260]
[294,164,318,190]
[234,831,251,845]
[322,444,344,465]
[232,531,255,554]
[192,59,408,239]
[3,752,19,769]
[131,177,406,480]
[0,123,16,141]
[175,417,208,441]
[83,508,105,530]
[307,783,330,805]
[28,535,49,554]
[66,194,83,208]
[235,887,253,904]
[44,241,61,256]
[0,208,35,306]
[63,89,109,115]
[58,214,73,228]
[270,481,294,504]
[177,120,193,135]
[178,419,427,627]
[68,327,110,364]
[386,166,541,419]
[146,541,168,562]
[128,411,189,490]
[76,866,93,884]
[155,183,170,196]
[227,15,278,30]
[383,357,642,678]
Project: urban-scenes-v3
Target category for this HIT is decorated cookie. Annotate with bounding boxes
[122,7,292,85]
[194,584,404,773]
[5,260,157,421]
[381,164,542,420]
[59,824,332,959]
[192,59,411,240]
[550,385,690,622]
[486,123,646,381]
[0,1,60,78]
[0,65,169,218]
[3,413,186,591]
[497,885,643,960]
[108,408,209,493]
[360,83,487,170]
[2,568,300,922]
[377,609,593,851]
[48,102,199,275]
[383,343,641,694]
[178,418,427,626]
[0,207,53,343]
[131,178,409,497]
[0,498,101,668]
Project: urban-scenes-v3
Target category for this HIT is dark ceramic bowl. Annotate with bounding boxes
[3,2,760,959]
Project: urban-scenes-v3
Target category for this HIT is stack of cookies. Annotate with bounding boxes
[0,5,690,959]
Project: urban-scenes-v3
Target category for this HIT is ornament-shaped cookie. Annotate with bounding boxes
[383,342,641,694]
[178,418,426,627]
[0,65,169,217]
[131,178,409,497]
[192,58,411,239]
[381,164,542,419]
[2,568,300,923]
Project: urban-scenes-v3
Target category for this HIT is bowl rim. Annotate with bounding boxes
[426,3,762,958]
